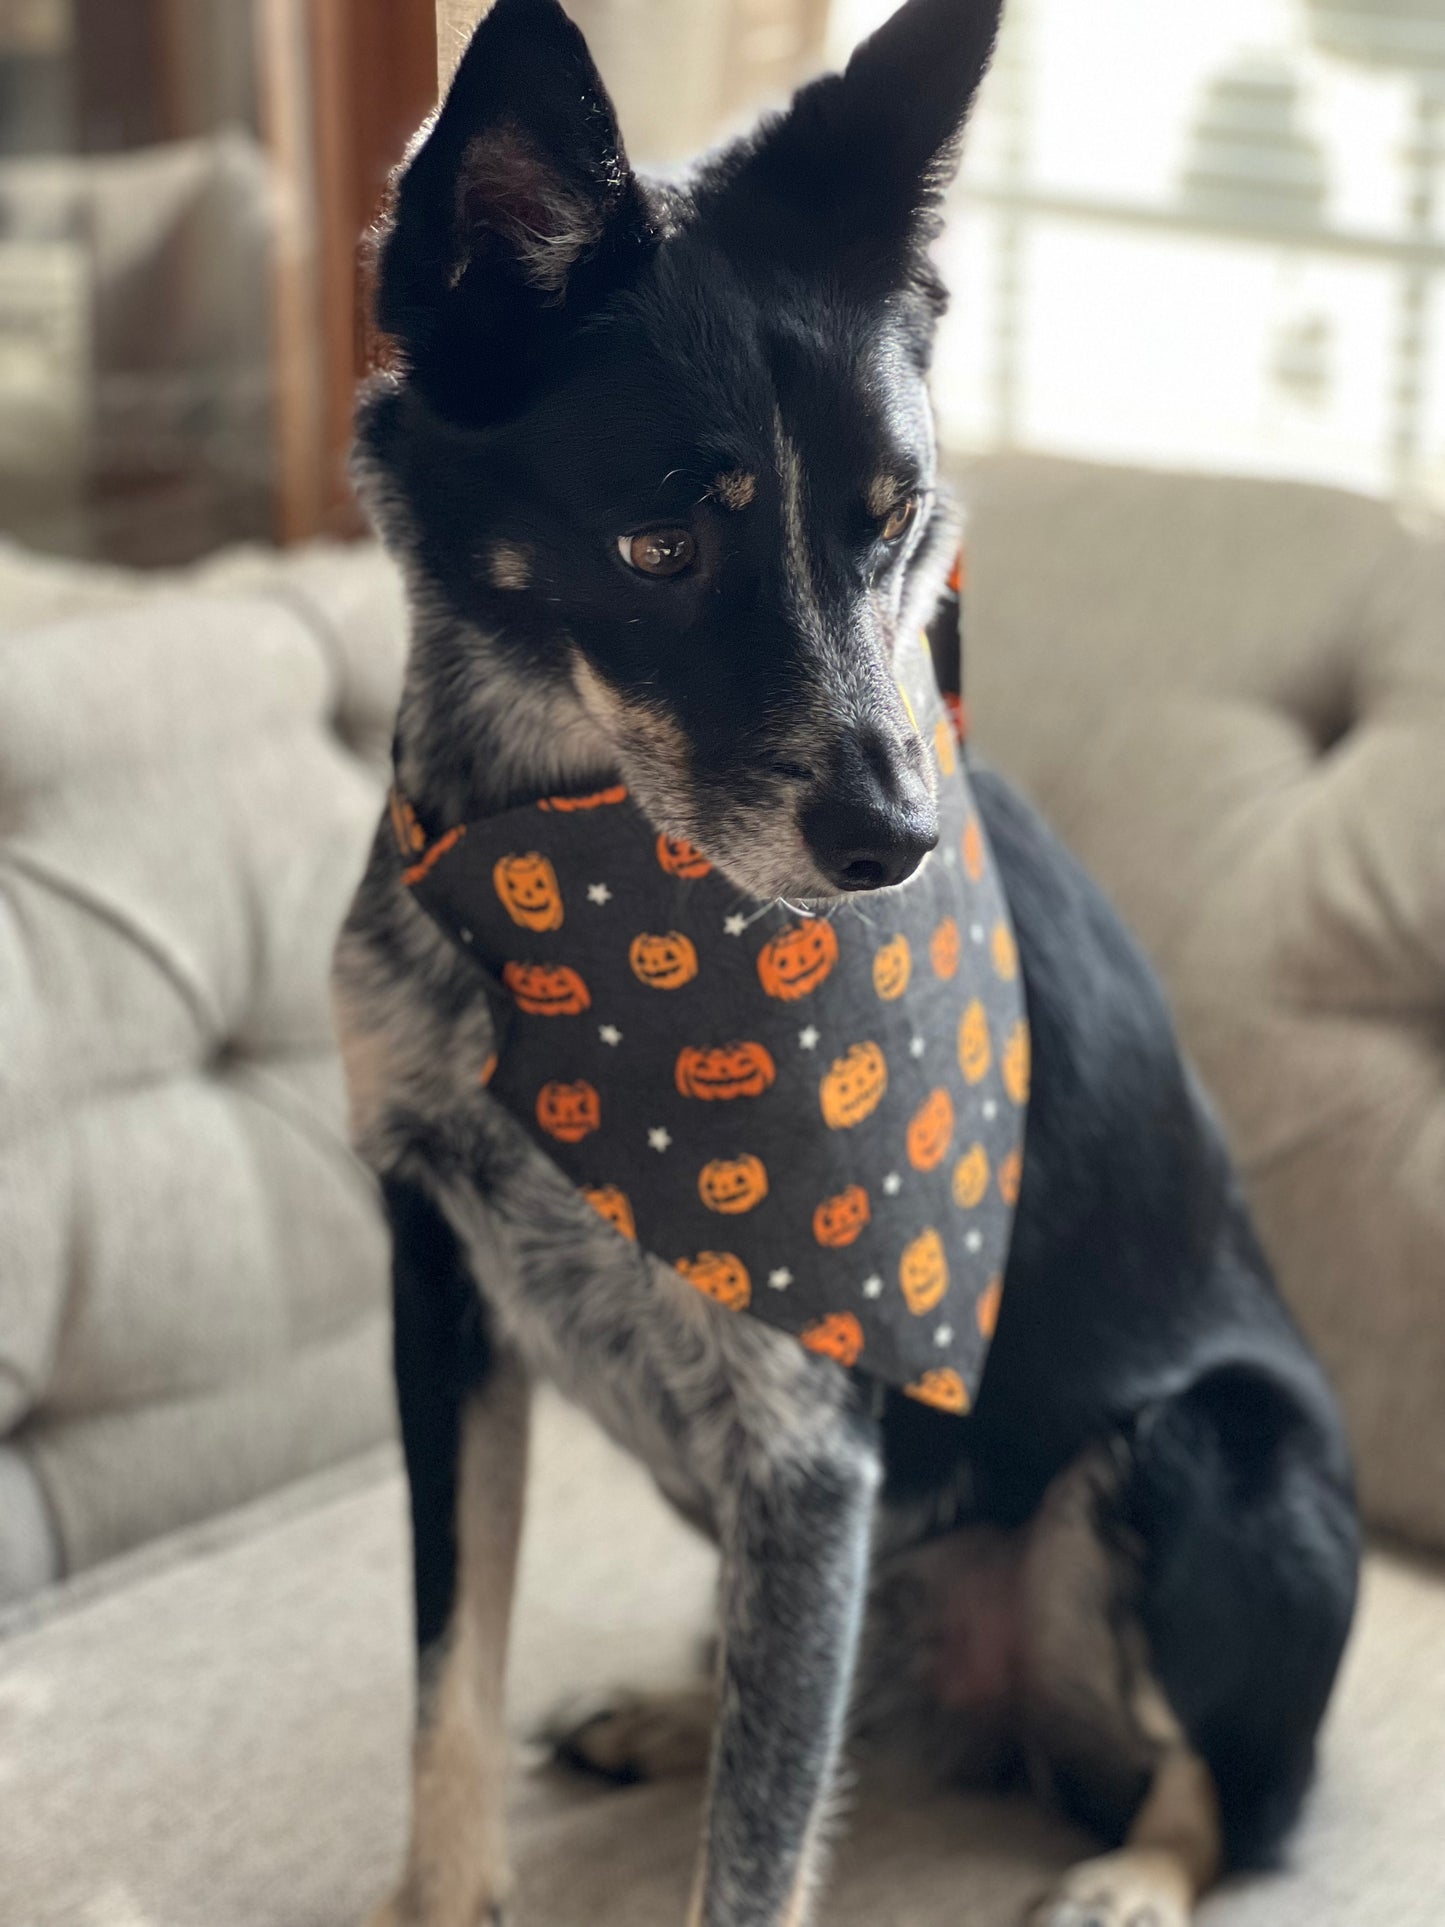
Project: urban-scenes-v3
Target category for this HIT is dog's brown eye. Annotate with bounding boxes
[618,528,696,577]
[880,496,919,543]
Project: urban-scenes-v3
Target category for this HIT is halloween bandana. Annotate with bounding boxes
[393,617,1027,1415]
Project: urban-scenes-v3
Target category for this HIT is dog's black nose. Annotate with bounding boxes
[806,800,938,891]
[802,735,939,892]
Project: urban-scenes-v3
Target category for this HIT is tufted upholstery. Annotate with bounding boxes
[962,454,1445,1549]
[1,454,1440,1599]
[0,543,408,1595]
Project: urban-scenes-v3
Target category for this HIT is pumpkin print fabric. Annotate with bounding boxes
[396,624,1026,1411]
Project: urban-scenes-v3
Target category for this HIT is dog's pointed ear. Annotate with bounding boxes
[704,0,1003,283]
[375,0,653,413]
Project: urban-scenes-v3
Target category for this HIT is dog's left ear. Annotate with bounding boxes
[375,0,654,417]
[703,0,1003,286]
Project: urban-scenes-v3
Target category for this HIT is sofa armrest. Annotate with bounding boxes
[963,453,1445,1549]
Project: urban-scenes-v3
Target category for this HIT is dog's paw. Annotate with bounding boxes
[546,1685,715,1784]
[1024,1849,1193,1927]
[363,1895,407,1927]
[364,1886,510,1927]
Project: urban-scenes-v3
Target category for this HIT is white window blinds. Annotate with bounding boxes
[882,0,1445,507]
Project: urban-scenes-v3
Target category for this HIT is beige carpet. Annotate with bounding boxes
[2,1393,1442,1927]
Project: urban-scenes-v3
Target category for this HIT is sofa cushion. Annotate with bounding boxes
[962,455,1445,1550]
[0,1391,1440,1927]
[0,543,407,1586]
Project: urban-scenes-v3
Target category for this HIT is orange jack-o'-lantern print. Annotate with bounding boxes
[952,1143,990,1210]
[676,1250,751,1311]
[629,931,699,991]
[872,935,912,1002]
[977,1276,1003,1341]
[1003,1019,1031,1107]
[997,1148,1023,1207]
[401,825,464,889]
[933,717,957,777]
[584,1185,636,1240]
[961,817,985,882]
[675,1042,777,1101]
[900,1227,949,1315]
[656,833,712,879]
[930,917,961,981]
[820,1042,889,1129]
[493,852,564,931]
[538,784,628,812]
[389,789,426,855]
[698,1155,769,1215]
[757,920,840,1001]
[904,1367,969,1414]
[800,1311,866,1367]
[502,961,591,1016]
[907,1088,955,1172]
[958,999,992,1085]
[991,922,1018,982]
[536,1079,601,1143]
[812,1184,871,1248]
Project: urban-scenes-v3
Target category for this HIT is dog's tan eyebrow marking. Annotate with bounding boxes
[867,474,905,518]
[773,406,829,656]
[709,469,757,511]
[487,542,533,591]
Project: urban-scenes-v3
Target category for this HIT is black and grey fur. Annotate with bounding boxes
[333,3,1360,1924]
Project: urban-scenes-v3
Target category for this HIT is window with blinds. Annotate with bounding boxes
[872,0,1445,508]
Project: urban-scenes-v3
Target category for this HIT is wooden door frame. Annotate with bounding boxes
[257,0,436,543]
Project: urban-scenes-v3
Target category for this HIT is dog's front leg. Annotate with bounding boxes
[692,1411,880,1927]
[371,1177,530,1927]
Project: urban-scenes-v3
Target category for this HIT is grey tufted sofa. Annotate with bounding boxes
[963,455,1445,1549]
[0,540,405,1597]
[1,458,1443,1927]
[2,453,1443,1574]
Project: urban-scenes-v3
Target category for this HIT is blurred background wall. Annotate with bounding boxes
[2,0,1443,566]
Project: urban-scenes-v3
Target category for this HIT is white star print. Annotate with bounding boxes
[768,1267,794,1291]
[798,1025,820,1051]
[943,844,957,867]
[587,883,611,904]
[982,1098,998,1121]
[970,922,985,944]
[647,1126,671,1152]
[599,1024,622,1046]
[882,1172,902,1197]
[934,1325,955,1348]
[909,1035,926,1059]
[965,1228,983,1253]
[724,913,748,936]
[862,1275,884,1300]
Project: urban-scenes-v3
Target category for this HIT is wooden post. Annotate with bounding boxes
[256,0,437,544]
[311,0,437,534]
[255,0,327,546]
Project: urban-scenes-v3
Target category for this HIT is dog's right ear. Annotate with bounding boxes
[375,0,653,418]
[701,0,1003,291]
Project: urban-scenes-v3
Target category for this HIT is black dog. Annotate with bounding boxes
[334,3,1360,1922]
